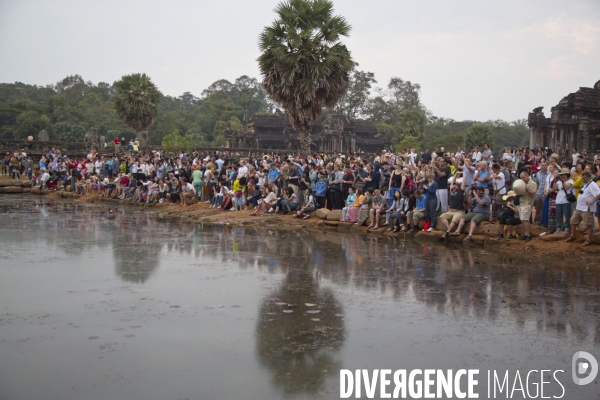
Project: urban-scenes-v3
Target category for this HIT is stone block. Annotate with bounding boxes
[326,210,342,221]
[540,233,567,242]
[591,232,600,245]
[0,186,24,194]
[414,231,445,242]
[463,235,487,245]
[314,208,328,219]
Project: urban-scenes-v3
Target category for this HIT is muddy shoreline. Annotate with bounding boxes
[8,185,598,266]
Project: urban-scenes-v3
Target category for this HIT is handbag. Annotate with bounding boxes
[423,220,431,231]
[563,187,576,203]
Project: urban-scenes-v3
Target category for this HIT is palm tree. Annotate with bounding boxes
[257,0,353,154]
[113,73,161,150]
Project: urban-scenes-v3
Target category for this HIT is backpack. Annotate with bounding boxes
[405,175,417,192]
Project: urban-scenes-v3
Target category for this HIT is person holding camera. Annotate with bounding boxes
[565,172,600,246]
[432,157,451,213]
[553,168,574,234]
[517,169,538,242]
[454,186,490,240]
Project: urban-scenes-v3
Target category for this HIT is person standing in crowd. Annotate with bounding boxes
[328,164,344,210]
[432,157,450,213]
[534,160,549,226]
[423,173,438,232]
[565,172,600,246]
[517,169,538,242]
[554,168,574,234]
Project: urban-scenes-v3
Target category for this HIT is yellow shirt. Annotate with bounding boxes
[352,194,364,207]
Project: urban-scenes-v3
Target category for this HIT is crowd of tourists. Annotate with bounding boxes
[4,143,600,245]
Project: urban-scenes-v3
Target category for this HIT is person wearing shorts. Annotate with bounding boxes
[440,177,465,238]
[517,169,538,242]
[566,172,600,246]
[454,187,490,240]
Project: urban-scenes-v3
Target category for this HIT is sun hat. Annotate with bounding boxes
[502,190,516,201]
[558,168,571,175]
[549,153,560,160]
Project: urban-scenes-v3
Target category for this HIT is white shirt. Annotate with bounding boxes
[556,179,573,205]
[408,152,417,166]
[572,153,581,166]
[182,182,195,194]
[492,171,506,194]
[238,165,248,178]
[576,180,600,212]
[473,152,482,162]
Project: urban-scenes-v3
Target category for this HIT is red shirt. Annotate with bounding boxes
[114,138,120,145]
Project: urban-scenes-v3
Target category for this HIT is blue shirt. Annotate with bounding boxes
[268,169,280,182]
[475,170,489,188]
[472,195,491,217]
[535,170,549,196]
[415,195,427,210]
[425,181,438,198]
[315,181,327,196]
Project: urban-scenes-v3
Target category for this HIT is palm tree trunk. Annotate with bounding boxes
[299,130,312,158]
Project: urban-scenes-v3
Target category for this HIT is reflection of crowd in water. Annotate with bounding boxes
[197,224,600,339]
[3,197,600,398]
[4,198,600,339]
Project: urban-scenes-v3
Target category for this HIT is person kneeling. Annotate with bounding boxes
[497,190,521,239]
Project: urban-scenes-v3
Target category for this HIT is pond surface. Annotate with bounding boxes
[1,196,599,400]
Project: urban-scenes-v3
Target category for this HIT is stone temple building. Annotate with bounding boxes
[528,80,600,153]
[224,110,390,153]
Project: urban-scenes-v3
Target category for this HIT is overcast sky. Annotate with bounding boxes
[0,0,598,121]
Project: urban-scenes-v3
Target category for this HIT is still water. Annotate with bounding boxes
[0,196,599,400]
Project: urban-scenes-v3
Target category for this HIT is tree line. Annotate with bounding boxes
[0,72,529,152]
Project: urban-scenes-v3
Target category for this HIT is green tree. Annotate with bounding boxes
[334,65,377,119]
[428,132,465,152]
[161,129,195,152]
[395,136,421,153]
[113,73,162,147]
[465,124,493,150]
[257,0,354,153]
[397,109,427,142]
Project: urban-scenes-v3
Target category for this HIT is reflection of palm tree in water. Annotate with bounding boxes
[255,269,345,396]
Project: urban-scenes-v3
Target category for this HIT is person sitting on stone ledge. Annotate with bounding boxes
[440,176,466,239]
[407,190,426,234]
[345,188,365,223]
[340,187,356,222]
[294,188,316,220]
[386,189,409,233]
[367,189,387,230]
[454,186,491,241]
[355,189,373,226]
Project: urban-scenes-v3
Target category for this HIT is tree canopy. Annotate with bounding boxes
[0,71,530,153]
[257,0,354,151]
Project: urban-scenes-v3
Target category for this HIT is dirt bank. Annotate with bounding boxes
[15,185,598,261]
